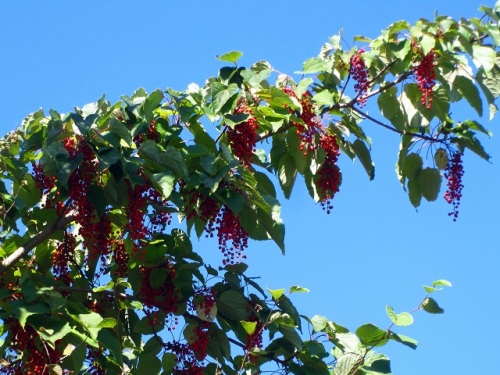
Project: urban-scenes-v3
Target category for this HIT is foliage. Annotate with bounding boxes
[0,3,498,374]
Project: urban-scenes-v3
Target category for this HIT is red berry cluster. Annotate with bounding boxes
[164,341,205,375]
[283,87,322,155]
[52,230,76,285]
[316,134,342,214]
[227,104,259,168]
[0,320,62,375]
[192,287,216,321]
[139,263,179,316]
[189,323,210,361]
[32,162,57,207]
[125,178,172,259]
[206,205,248,266]
[133,119,160,147]
[63,138,113,263]
[443,151,464,221]
[414,49,436,109]
[112,240,129,278]
[349,49,369,106]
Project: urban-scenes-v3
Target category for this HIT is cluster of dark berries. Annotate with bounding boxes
[349,49,369,106]
[139,263,179,316]
[316,134,342,214]
[52,230,76,285]
[211,205,249,266]
[164,341,206,375]
[283,87,322,155]
[227,103,259,168]
[443,151,464,221]
[0,319,62,375]
[414,49,436,109]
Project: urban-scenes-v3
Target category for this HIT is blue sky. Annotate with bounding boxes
[1,1,499,374]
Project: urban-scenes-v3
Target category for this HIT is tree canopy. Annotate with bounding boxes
[0,3,499,374]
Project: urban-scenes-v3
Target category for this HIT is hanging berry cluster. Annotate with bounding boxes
[349,49,369,106]
[133,119,160,147]
[52,230,76,285]
[227,102,259,168]
[283,87,322,155]
[125,176,172,259]
[208,205,249,266]
[316,134,342,214]
[164,341,206,375]
[443,151,464,221]
[0,319,62,375]
[139,263,179,316]
[413,48,436,109]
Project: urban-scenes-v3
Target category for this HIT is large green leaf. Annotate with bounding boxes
[453,75,483,117]
[355,323,387,347]
[418,168,442,202]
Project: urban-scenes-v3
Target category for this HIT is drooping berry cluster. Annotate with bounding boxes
[139,263,179,317]
[349,49,369,106]
[227,104,259,168]
[164,341,205,375]
[208,205,248,266]
[283,87,322,155]
[414,49,436,109]
[32,162,57,208]
[443,151,464,221]
[316,134,342,214]
[125,177,172,259]
[189,323,210,361]
[52,230,76,285]
[133,119,160,147]
[112,240,129,278]
[0,319,62,375]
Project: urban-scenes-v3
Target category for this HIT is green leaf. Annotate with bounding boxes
[162,352,177,373]
[418,168,442,202]
[310,315,328,332]
[290,285,310,293]
[403,153,423,181]
[355,323,387,347]
[385,306,413,327]
[433,279,452,288]
[98,329,122,363]
[278,154,297,199]
[421,297,445,314]
[407,178,422,208]
[150,171,175,199]
[298,57,326,74]
[268,287,286,301]
[143,89,164,123]
[472,45,496,72]
[334,352,363,375]
[352,139,375,180]
[240,320,258,335]
[217,50,243,63]
[361,353,391,374]
[217,290,249,321]
[420,34,436,55]
[149,268,168,290]
[137,352,162,374]
[389,331,418,350]
[453,76,483,117]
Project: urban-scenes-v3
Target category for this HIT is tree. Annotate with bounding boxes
[0,3,498,374]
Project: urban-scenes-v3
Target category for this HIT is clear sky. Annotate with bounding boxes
[1,1,499,374]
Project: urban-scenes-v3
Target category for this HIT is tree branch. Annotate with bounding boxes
[0,213,76,274]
